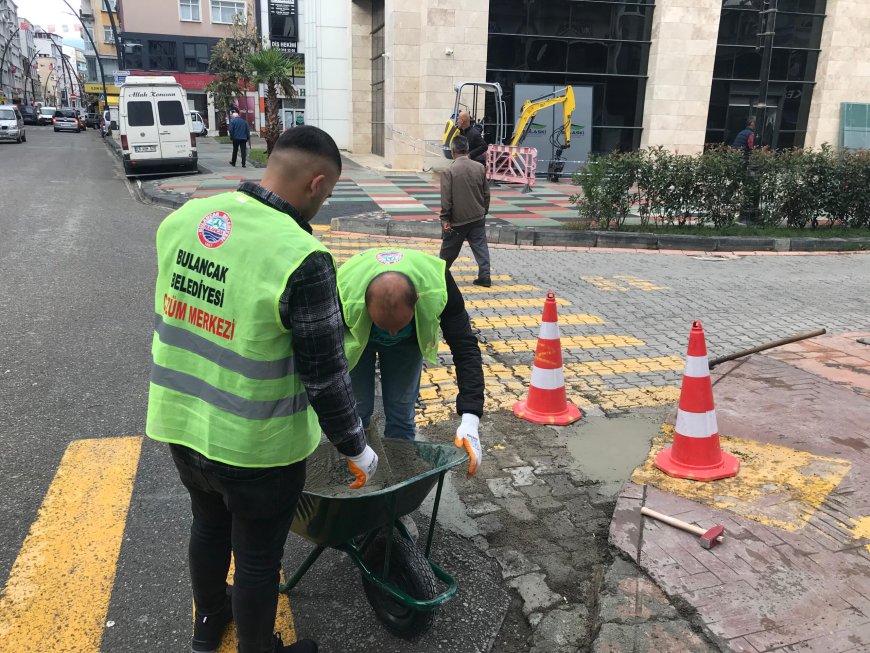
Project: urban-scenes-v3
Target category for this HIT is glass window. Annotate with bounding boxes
[158,101,186,126]
[149,40,177,71]
[102,0,118,11]
[184,43,210,72]
[211,0,246,24]
[0,109,15,119]
[127,101,154,127]
[103,26,115,44]
[125,38,143,69]
[773,13,824,49]
[180,0,201,21]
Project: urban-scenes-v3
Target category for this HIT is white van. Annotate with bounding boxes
[119,76,197,176]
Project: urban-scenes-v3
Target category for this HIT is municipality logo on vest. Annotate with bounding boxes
[198,211,233,248]
[376,251,404,265]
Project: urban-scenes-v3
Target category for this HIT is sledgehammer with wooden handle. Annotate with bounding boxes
[640,507,725,549]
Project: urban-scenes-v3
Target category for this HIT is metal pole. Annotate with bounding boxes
[103,0,123,70]
[755,0,777,148]
[58,0,109,112]
[708,328,826,369]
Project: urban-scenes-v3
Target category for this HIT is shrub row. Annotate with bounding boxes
[570,145,870,230]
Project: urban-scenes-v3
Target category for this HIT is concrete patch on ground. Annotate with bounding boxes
[631,424,852,531]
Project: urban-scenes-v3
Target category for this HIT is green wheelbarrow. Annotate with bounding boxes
[280,439,469,639]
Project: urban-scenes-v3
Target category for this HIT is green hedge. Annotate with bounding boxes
[570,145,870,230]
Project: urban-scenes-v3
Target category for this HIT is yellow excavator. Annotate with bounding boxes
[441,82,576,181]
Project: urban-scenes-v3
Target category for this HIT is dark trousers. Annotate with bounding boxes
[231,139,248,166]
[170,444,306,653]
[440,217,491,280]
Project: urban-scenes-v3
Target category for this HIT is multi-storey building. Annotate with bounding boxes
[80,0,122,111]
[117,0,256,131]
[34,28,65,107]
[0,0,21,103]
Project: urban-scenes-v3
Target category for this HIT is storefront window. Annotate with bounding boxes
[486,0,654,153]
[706,1,826,148]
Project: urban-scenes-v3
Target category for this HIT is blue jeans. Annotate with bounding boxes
[349,337,423,440]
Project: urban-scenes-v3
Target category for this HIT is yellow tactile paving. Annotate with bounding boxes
[486,335,645,353]
[326,247,443,255]
[631,425,852,532]
[848,518,870,554]
[466,297,571,309]
[581,276,630,292]
[0,437,142,651]
[594,385,681,411]
[457,284,540,294]
[613,275,669,291]
[472,314,605,328]
[452,275,513,282]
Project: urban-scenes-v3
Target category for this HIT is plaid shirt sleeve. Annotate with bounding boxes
[280,252,366,457]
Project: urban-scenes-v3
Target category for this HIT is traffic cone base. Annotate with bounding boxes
[654,443,739,482]
[513,398,582,426]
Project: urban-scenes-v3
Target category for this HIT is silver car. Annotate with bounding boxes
[0,105,26,143]
[53,108,83,133]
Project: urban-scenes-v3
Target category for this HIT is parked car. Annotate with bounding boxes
[85,112,100,129]
[53,108,83,133]
[0,105,26,143]
[38,106,56,125]
[19,106,39,125]
[190,110,208,137]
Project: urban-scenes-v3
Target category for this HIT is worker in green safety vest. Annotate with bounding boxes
[337,249,485,478]
[146,127,375,653]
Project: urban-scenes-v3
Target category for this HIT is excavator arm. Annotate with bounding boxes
[510,86,576,149]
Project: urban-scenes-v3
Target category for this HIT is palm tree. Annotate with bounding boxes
[248,48,298,155]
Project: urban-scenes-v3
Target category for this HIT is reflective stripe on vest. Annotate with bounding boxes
[338,249,448,370]
[146,191,328,468]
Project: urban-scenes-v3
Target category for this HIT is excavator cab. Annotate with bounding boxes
[441,81,506,160]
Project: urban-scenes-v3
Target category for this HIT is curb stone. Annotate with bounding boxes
[329,215,870,253]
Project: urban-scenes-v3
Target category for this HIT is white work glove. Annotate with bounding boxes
[348,445,379,489]
[454,413,482,478]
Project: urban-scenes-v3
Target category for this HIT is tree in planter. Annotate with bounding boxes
[248,48,298,155]
[206,11,260,136]
[635,147,672,228]
[571,151,638,230]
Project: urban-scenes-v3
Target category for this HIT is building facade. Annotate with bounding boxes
[34,29,65,107]
[80,0,121,110]
[276,0,870,171]
[117,0,256,130]
[0,0,21,103]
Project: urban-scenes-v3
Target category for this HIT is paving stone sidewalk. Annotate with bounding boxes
[609,334,870,652]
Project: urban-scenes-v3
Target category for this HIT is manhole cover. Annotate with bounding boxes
[688,254,740,261]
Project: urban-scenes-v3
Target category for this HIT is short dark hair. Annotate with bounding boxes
[452,135,469,154]
[365,271,418,309]
[746,116,756,128]
[273,125,342,175]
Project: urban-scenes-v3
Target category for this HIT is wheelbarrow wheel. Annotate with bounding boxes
[361,534,437,639]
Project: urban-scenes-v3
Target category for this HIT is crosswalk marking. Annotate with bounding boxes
[214,560,296,652]
[0,436,142,652]
[472,314,604,328]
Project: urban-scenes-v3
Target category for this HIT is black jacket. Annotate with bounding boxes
[440,270,485,417]
[460,125,488,165]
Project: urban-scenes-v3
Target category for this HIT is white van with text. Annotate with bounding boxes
[119,76,197,176]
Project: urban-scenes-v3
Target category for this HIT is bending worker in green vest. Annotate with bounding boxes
[337,249,485,477]
[146,127,377,653]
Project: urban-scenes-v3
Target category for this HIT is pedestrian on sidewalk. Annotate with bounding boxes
[439,135,492,287]
[337,248,484,478]
[229,110,250,168]
[146,126,379,653]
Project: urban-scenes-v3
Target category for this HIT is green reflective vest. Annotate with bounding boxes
[146,191,328,468]
[338,249,448,370]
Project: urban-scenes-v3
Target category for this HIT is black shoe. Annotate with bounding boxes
[229,161,236,167]
[472,278,492,287]
[274,633,318,652]
[191,588,233,653]
[242,164,246,168]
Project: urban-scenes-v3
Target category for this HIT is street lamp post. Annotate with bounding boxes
[57,0,109,112]
[755,0,778,148]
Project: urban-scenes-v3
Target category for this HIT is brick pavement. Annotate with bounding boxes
[610,347,870,652]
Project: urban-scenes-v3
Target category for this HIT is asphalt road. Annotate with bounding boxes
[0,127,508,652]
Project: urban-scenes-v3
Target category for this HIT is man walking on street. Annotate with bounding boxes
[337,248,485,479]
[147,126,378,653]
[439,135,492,287]
[229,110,250,168]
[732,116,756,162]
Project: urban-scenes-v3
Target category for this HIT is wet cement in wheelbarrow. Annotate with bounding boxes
[305,431,431,497]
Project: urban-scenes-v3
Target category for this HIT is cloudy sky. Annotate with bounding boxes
[16,0,86,47]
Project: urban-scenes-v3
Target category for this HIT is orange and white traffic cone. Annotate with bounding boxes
[654,320,739,481]
[513,291,583,426]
